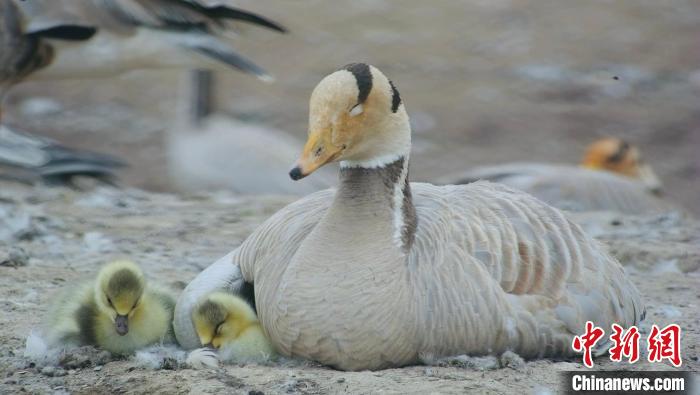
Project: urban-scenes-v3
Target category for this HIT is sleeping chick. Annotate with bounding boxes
[188,292,274,367]
[46,260,175,355]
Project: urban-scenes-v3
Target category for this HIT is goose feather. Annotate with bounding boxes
[441,163,674,214]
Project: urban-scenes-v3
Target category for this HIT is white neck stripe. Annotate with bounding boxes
[392,156,409,251]
[340,153,405,169]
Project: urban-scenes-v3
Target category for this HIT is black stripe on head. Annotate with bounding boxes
[388,80,401,113]
[197,299,227,326]
[343,63,372,104]
[107,269,143,297]
[607,140,630,163]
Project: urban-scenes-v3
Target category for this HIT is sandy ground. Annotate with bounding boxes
[3,0,700,213]
[0,182,698,394]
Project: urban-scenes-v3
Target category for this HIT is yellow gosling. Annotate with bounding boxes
[191,292,274,364]
[47,260,175,355]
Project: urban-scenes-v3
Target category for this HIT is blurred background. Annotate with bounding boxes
[4,0,699,213]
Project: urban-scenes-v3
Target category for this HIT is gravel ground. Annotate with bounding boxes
[0,182,698,394]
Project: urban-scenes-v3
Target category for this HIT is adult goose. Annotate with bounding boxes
[174,63,644,371]
[439,138,673,214]
[0,0,124,181]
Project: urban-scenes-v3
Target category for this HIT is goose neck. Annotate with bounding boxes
[333,156,417,252]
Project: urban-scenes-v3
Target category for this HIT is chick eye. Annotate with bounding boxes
[132,298,140,309]
[349,103,363,117]
[215,323,224,335]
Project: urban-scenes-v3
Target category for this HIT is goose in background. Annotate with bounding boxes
[0,0,286,183]
[174,63,644,371]
[167,69,335,195]
[12,0,286,82]
[1,0,123,181]
[0,124,126,183]
[438,137,674,214]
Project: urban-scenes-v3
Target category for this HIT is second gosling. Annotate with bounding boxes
[192,292,274,364]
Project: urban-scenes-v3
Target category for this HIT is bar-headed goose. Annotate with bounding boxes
[440,138,673,214]
[175,63,644,371]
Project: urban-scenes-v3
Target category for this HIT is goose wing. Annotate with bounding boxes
[409,181,644,358]
[0,125,125,182]
[14,0,286,80]
[442,163,672,214]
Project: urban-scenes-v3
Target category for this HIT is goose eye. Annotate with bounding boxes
[132,298,140,309]
[215,323,224,334]
[349,103,363,117]
[107,297,113,307]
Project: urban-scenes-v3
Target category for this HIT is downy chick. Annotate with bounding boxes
[189,292,274,366]
[47,260,175,355]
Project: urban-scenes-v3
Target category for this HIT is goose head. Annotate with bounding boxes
[192,292,259,349]
[94,260,146,336]
[290,63,409,180]
[581,137,662,193]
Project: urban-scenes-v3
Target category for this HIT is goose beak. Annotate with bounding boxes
[638,164,663,195]
[115,315,129,336]
[290,131,343,180]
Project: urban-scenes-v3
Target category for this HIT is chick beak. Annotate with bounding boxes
[290,131,343,180]
[638,164,663,194]
[115,315,129,336]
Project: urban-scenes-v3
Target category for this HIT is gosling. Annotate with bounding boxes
[46,260,175,355]
[190,292,274,366]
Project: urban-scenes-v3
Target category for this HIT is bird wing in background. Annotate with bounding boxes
[0,124,125,182]
[14,0,286,81]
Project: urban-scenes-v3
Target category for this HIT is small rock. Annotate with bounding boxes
[40,367,55,377]
[336,377,346,383]
[500,351,525,370]
[40,366,65,377]
[0,246,29,267]
[59,346,111,369]
[432,354,501,370]
[93,366,102,371]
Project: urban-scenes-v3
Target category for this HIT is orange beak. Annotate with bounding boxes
[289,130,343,180]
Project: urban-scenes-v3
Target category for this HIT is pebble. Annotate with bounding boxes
[0,246,30,267]
[40,366,66,377]
[500,351,525,370]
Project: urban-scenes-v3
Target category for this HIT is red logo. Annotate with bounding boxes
[647,324,682,367]
[609,324,640,363]
[573,322,682,368]
[572,321,605,368]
